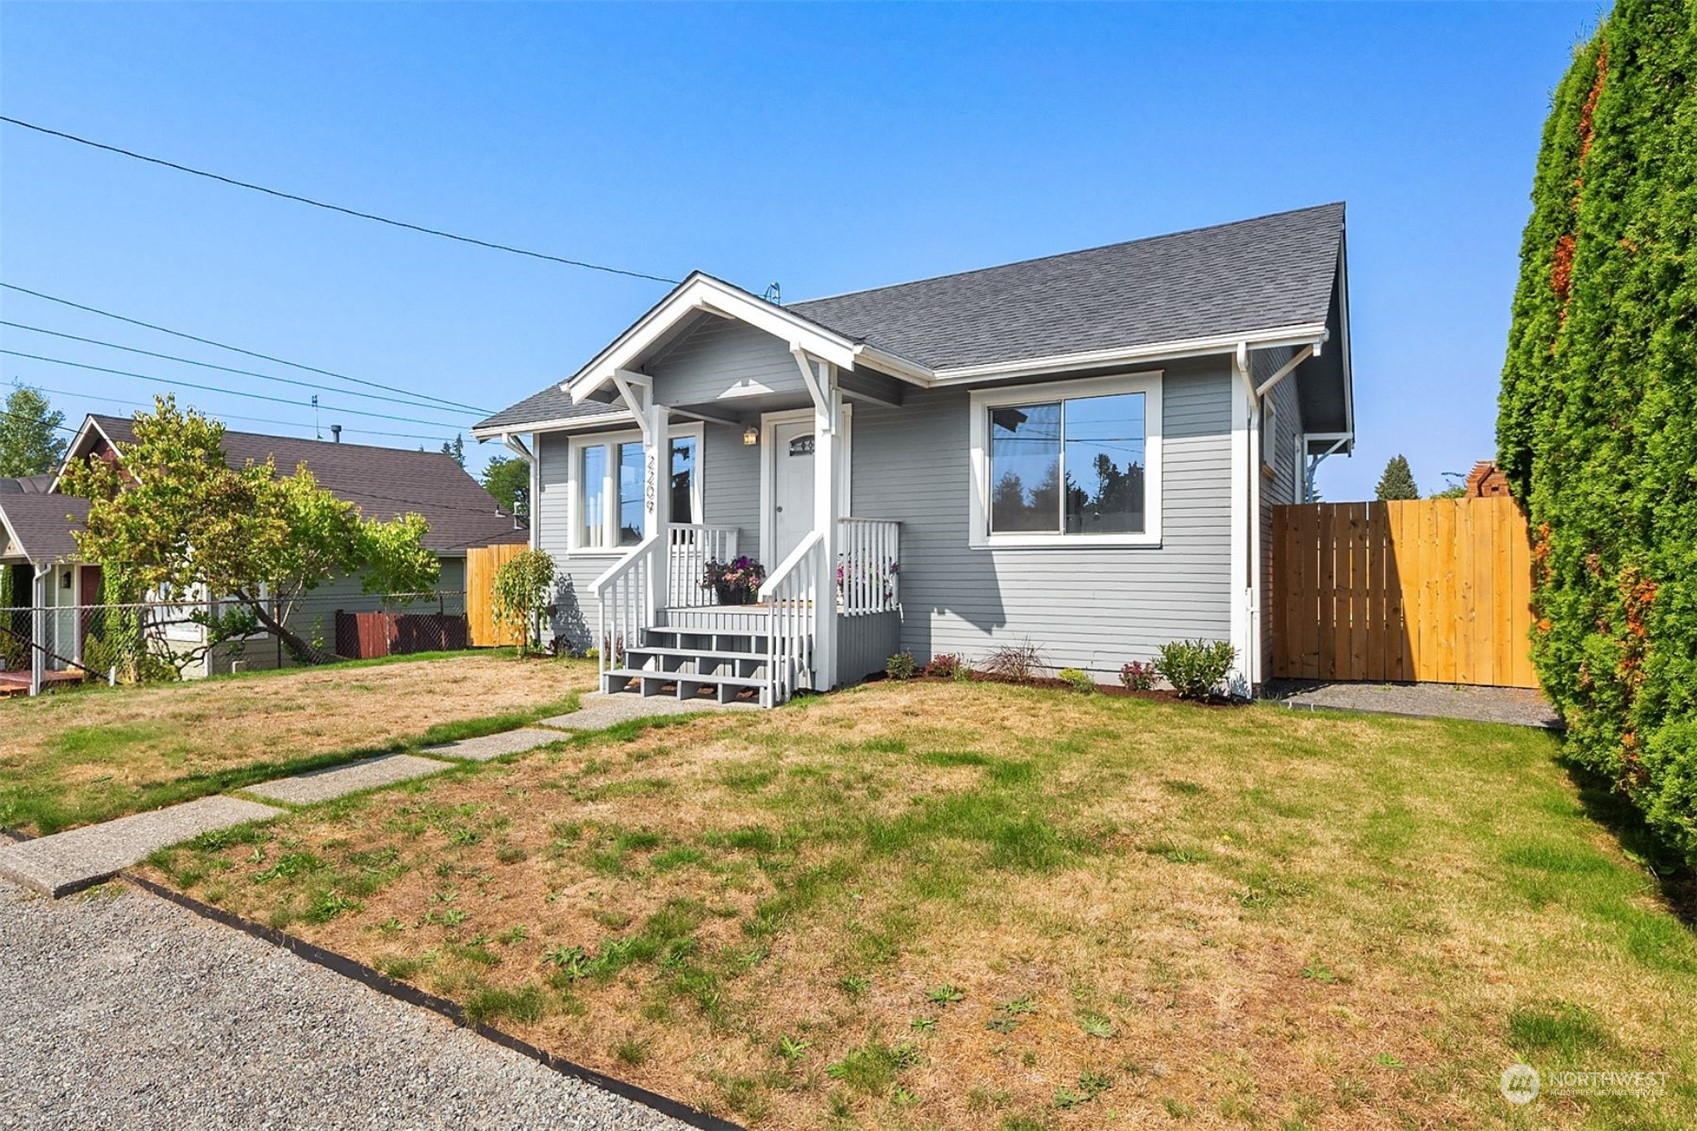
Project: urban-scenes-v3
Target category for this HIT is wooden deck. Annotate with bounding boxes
[0,669,88,698]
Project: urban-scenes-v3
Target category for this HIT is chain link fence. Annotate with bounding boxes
[1,590,469,694]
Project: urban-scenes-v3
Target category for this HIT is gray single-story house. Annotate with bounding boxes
[2,415,525,687]
[472,203,1355,705]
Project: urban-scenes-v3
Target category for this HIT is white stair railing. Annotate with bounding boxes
[837,518,900,615]
[666,524,741,608]
[590,533,662,683]
[756,530,822,706]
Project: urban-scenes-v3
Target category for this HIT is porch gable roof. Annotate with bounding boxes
[0,493,89,566]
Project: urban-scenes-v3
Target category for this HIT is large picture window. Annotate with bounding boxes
[971,373,1162,548]
[568,425,703,551]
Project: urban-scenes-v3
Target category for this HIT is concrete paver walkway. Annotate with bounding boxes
[242,754,449,805]
[422,727,570,762]
[540,691,757,731]
[0,797,285,897]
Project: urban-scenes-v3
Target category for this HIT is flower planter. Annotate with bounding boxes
[714,583,753,606]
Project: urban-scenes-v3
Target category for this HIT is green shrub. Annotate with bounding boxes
[1155,640,1236,700]
[885,651,918,680]
[1057,668,1095,694]
[1496,2,1697,863]
[491,549,556,656]
[924,653,966,679]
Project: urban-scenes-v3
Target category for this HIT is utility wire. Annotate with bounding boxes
[1,349,477,428]
[4,381,459,443]
[0,283,492,415]
[1,321,473,418]
[0,117,682,285]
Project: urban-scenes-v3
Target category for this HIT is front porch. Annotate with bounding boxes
[594,519,901,707]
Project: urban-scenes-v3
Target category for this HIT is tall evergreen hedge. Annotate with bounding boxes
[1498,0,1697,862]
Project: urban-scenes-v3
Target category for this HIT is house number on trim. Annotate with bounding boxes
[645,453,657,510]
[789,436,815,457]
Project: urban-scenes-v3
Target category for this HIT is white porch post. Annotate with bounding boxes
[30,565,47,697]
[1228,344,1260,697]
[644,394,671,616]
[792,346,842,691]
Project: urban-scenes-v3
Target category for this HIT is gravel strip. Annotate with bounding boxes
[1264,680,1562,729]
[0,878,695,1131]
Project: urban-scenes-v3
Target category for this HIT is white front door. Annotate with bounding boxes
[771,419,816,566]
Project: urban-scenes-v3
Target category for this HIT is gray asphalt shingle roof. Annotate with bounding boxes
[787,203,1346,371]
[0,492,90,564]
[472,383,626,433]
[90,417,526,553]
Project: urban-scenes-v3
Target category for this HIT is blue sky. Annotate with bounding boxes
[1,1,1600,498]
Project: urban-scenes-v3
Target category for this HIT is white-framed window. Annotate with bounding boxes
[968,372,1162,548]
[567,424,703,552]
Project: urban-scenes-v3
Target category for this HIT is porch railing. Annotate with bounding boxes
[837,518,900,615]
[590,533,661,681]
[757,529,822,706]
[666,523,740,608]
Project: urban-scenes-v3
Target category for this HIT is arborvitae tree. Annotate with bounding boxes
[1374,455,1419,501]
[1496,1,1697,864]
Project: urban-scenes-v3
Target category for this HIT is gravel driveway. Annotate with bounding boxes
[0,878,696,1131]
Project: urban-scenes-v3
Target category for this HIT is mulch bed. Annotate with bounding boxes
[866,669,1246,707]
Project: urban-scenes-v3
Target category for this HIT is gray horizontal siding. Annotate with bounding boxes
[645,317,806,407]
[1255,347,1305,675]
[850,356,1234,675]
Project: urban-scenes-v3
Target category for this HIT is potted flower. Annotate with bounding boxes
[702,556,766,605]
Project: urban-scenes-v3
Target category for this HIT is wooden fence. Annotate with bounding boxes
[467,543,526,647]
[334,610,469,659]
[1270,496,1538,688]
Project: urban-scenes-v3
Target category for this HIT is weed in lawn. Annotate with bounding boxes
[1077,1011,1115,1038]
[777,1034,811,1064]
[825,1041,919,1097]
[1000,994,1037,1015]
[911,1016,937,1033]
[650,845,705,872]
[1301,960,1339,984]
[1162,1096,1193,1118]
[837,973,870,998]
[304,888,360,924]
[927,984,965,1005]
[615,1036,649,1065]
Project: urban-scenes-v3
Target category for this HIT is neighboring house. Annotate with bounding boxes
[473,203,1355,704]
[1,416,525,685]
[1464,460,1513,498]
[1,474,97,690]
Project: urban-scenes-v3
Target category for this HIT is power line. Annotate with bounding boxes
[4,381,459,443]
[0,117,682,285]
[1,349,477,428]
[1,321,475,419]
[0,283,492,415]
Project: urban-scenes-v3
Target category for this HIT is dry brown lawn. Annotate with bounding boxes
[0,652,596,834]
[144,681,1697,1130]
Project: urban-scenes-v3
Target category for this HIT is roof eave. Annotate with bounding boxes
[925,323,1333,387]
[470,411,636,441]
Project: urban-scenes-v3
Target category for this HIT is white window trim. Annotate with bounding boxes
[968,371,1163,549]
[564,423,704,554]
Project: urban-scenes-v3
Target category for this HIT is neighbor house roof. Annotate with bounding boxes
[0,474,56,495]
[85,416,525,553]
[0,492,90,565]
[788,203,1346,372]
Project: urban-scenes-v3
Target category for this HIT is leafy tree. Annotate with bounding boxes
[0,382,68,476]
[62,397,440,667]
[1496,1,1697,863]
[1374,455,1419,501]
[1429,483,1468,500]
[481,455,530,526]
[441,433,466,468]
[491,548,555,656]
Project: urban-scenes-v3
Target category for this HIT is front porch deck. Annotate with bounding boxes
[0,669,87,698]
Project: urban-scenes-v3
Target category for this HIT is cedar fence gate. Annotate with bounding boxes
[466,543,526,648]
[1270,496,1538,689]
